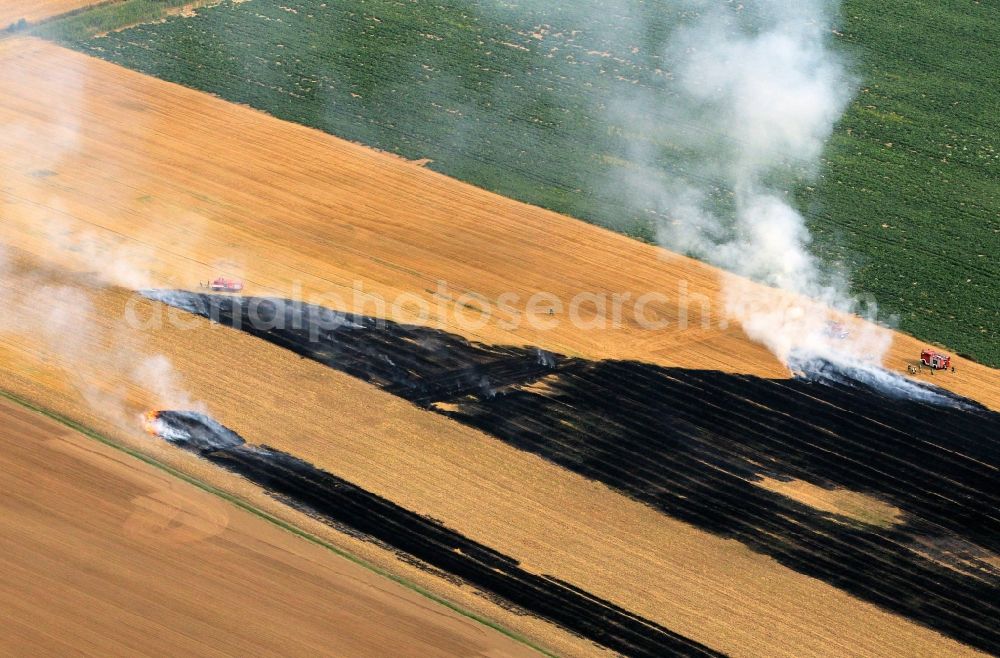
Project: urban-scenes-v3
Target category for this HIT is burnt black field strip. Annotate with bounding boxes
[148,412,721,658]
[467,361,1000,648]
[151,293,1000,654]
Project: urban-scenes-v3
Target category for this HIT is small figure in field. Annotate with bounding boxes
[952,365,956,373]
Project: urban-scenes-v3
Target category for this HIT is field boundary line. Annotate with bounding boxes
[0,387,558,658]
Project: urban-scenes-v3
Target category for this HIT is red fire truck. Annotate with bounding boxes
[201,277,244,292]
[920,348,951,370]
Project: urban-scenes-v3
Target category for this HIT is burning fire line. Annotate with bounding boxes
[141,410,161,436]
[140,410,245,452]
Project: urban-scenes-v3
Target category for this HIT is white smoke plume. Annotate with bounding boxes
[614,0,893,367]
[0,246,204,428]
[39,212,161,290]
[0,43,202,292]
[0,45,203,428]
[132,354,205,411]
[0,53,83,173]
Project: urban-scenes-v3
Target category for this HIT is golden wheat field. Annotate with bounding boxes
[1,37,995,657]
[0,38,995,409]
[1,251,985,658]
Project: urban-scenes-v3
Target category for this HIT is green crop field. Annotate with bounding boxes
[39,0,999,365]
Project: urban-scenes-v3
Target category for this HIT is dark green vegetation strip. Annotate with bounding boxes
[0,389,555,658]
[42,0,999,365]
[28,0,195,40]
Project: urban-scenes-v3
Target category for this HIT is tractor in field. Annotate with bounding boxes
[920,348,951,370]
[201,277,244,293]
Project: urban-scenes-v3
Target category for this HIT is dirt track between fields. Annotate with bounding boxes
[0,37,996,657]
[0,395,537,658]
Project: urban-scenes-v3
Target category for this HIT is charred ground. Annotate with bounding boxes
[148,410,720,658]
[154,293,1000,654]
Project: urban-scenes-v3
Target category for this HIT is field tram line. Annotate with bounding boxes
[720,367,975,456]
[736,380,1000,544]
[686,367,997,498]
[902,519,1000,588]
[155,294,1000,654]
[699,395,997,541]
[761,372,1000,481]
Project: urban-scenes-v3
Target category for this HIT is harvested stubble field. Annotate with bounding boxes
[144,410,720,657]
[0,395,537,658]
[1,37,998,656]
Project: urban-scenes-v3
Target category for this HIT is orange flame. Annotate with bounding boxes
[141,410,162,436]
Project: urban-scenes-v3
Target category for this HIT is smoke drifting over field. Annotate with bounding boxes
[604,0,893,367]
[0,48,207,429]
[0,240,202,431]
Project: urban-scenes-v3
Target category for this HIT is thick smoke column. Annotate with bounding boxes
[617,0,891,365]
[648,3,848,272]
